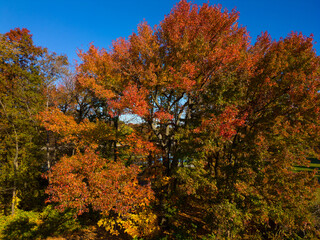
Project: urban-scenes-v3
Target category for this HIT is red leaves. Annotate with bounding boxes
[196,106,247,140]
[38,1,320,238]
[5,27,43,55]
[46,148,154,216]
[5,28,32,43]
[168,62,197,91]
[154,109,174,122]
[110,84,150,117]
[125,132,159,156]
[218,106,247,140]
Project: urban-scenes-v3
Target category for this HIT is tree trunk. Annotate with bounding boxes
[11,127,19,215]
[0,99,19,215]
[113,116,119,162]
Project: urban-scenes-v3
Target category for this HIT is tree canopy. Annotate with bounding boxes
[0,28,68,216]
[1,1,320,239]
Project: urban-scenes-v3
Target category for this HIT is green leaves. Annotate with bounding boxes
[0,1,319,239]
[46,1,319,238]
[0,28,68,215]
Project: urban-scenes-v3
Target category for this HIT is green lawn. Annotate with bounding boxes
[294,158,320,180]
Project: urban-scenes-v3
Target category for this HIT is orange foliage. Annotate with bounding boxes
[45,148,154,216]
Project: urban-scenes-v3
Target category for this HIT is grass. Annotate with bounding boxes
[294,158,320,180]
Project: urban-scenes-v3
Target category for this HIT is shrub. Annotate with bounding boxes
[0,210,38,240]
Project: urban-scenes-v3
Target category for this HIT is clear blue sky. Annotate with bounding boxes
[1,0,319,66]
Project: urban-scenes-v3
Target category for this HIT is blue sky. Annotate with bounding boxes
[1,0,319,66]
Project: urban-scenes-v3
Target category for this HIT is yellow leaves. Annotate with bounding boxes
[161,176,171,185]
[125,207,159,238]
[98,206,159,238]
[97,217,120,236]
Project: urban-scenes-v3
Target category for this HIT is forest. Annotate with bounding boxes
[0,0,320,239]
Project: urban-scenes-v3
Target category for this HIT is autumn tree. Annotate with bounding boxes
[0,28,68,215]
[43,0,320,238]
